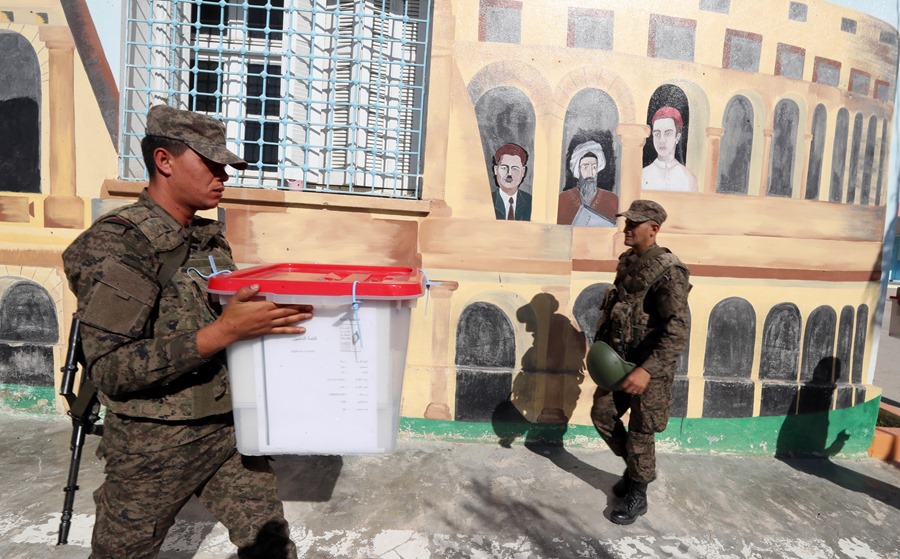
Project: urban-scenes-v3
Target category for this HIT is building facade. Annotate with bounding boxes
[0,0,897,456]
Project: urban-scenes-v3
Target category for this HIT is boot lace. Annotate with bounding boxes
[622,490,643,510]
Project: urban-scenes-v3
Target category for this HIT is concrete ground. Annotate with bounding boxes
[2,294,900,558]
[1,411,899,559]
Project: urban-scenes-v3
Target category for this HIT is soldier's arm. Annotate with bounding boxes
[64,226,207,396]
[639,265,691,379]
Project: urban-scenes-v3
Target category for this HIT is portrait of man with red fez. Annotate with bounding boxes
[641,106,698,192]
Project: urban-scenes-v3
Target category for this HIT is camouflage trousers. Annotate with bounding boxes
[89,422,296,559]
[590,375,673,484]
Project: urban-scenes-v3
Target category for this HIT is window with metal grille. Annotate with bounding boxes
[121,0,433,199]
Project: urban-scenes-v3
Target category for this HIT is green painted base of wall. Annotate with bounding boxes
[0,383,880,458]
[0,384,58,414]
[400,397,881,458]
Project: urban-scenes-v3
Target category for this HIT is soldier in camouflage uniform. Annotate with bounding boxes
[63,105,313,558]
[590,199,690,525]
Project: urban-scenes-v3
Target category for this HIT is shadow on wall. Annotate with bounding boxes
[491,293,585,447]
[775,357,846,458]
[776,357,900,511]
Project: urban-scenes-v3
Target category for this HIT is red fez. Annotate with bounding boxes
[651,106,684,132]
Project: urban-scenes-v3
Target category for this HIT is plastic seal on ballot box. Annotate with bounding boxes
[207,263,425,456]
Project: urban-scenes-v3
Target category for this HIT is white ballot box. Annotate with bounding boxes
[208,263,424,455]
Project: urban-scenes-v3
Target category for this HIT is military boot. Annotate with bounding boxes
[610,481,648,525]
[611,470,631,498]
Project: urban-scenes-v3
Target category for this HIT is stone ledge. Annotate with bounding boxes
[868,426,900,467]
[868,400,900,467]
[102,179,434,217]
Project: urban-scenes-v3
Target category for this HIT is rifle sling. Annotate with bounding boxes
[156,240,190,287]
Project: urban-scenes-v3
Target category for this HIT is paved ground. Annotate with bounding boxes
[2,294,899,558]
[1,410,899,559]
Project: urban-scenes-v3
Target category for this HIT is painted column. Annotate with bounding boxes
[798,132,813,199]
[611,124,651,254]
[39,26,84,229]
[758,128,774,196]
[419,1,454,202]
[614,123,650,212]
[537,286,572,424]
[424,281,459,420]
[876,119,889,206]
[704,127,725,194]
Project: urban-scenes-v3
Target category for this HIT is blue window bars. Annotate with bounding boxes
[121,0,433,199]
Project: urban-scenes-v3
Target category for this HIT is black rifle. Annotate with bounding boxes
[56,317,103,546]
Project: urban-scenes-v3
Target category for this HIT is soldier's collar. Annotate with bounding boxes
[138,189,187,234]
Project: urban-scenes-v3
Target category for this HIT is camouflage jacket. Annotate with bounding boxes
[63,189,234,421]
[597,245,691,379]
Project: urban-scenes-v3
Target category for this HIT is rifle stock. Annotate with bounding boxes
[56,317,102,546]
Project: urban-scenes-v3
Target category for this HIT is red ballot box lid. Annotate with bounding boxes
[207,263,425,298]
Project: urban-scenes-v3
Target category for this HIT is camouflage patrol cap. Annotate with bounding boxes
[146,104,248,170]
[616,199,667,225]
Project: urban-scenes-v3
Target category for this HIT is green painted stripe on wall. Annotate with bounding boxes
[0,384,58,414]
[0,383,879,457]
[400,397,880,458]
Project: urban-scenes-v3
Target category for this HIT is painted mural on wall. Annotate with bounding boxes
[555,87,621,227]
[557,131,618,226]
[0,1,118,412]
[0,0,897,456]
[490,143,531,220]
[477,87,535,221]
[642,106,698,192]
[427,0,899,455]
[0,30,41,194]
[0,277,57,387]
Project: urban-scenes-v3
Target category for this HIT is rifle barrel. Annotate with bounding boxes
[59,318,83,405]
[57,419,87,545]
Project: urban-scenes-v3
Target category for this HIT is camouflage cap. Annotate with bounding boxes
[146,105,248,170]
[616,199,667,225]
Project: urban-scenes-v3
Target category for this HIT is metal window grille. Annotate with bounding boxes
[121,0,433,199]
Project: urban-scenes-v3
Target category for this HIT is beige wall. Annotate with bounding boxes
[0,0,894,424]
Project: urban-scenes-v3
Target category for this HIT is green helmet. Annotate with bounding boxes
[586,341,635,391]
